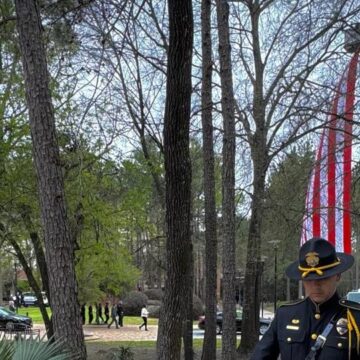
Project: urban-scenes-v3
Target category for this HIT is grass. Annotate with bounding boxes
[17,306,51,323]
[87,338,224,348]
[16,306,158,326]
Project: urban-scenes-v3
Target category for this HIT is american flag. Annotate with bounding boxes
[301,52,359,254]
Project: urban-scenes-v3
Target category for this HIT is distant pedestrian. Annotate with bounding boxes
[88,304,93,324]
[97,303,104,324]
[9,299,15,312]
[81,303,86,325]
[107,303,119,329]
[104,302,110,324]
[117,301,124,327]
[139,304,148,331]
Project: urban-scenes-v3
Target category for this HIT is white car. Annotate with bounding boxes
[22,291,49,307]
[22,292,37,307]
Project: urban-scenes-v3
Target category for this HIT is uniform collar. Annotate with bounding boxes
[307,292,340,314]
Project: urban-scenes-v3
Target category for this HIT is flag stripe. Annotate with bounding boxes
[301,52,359,254]
[343,52,359,253]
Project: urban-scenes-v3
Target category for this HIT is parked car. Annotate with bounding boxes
[0,306,32,330]
[22,292,37,307]
[347,290,360,303]
[21,291,49,307]
[198,310,271,335]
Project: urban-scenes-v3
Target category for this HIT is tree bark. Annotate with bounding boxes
[156,0,193,359]
[8,236,53,339]
[215,1,237,359]
[201,0,218,359]
[14,0,86,357]
[238,7,268,356]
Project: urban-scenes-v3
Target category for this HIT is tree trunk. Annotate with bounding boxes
[14,0,86,357]
[238,7,268,356]
[156,0,193,359]
[8,236,53,339]
[183,246,194,360]
[201,0,218,359]
[215,1,237,359]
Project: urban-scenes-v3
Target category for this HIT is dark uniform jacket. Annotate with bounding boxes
[251,293,360,360]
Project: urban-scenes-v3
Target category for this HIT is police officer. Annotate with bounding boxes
[251,237,360,360]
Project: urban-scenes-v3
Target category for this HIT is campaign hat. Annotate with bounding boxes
[285,237,354,281]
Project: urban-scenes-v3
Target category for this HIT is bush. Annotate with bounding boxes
[147,299,161,306]
[144,288,163,301]
[193,294,204,320]
[0,336,73,360]
[146,295,203,320]
[147,304,161,318]
[122,291,148,316]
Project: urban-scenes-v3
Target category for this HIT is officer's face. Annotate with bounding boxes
[303,274,340,303]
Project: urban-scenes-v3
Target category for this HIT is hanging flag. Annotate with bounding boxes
[301,52,359,254]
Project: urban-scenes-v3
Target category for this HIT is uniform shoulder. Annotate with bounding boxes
[339,298,360,312]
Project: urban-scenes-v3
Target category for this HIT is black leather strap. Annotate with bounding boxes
[305,312,339,360]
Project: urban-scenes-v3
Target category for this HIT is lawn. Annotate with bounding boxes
[17,306,50,323]
[16,306,158,325]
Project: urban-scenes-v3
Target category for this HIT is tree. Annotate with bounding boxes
[261,148,313,301]
[156,0,193,359]
[14,0,86,357]
[227,1,360,354]
[200,0,219,358]
[215,1,237,359]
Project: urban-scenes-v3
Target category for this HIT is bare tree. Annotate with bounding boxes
[156,0,193,358]
[215,1,237,359]
[200,0,219,359]
[223,0,360,356]
[14,0,86,357]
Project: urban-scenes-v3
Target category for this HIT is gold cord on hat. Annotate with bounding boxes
[298,259,341,278]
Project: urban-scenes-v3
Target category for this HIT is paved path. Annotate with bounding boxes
[32,310,274,342]
[33,324,158,341]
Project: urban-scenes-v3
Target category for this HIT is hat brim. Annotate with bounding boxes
[285,253,354,281]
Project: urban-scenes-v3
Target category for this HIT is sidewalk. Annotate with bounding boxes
[33,323,158,341]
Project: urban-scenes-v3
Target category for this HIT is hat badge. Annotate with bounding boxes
[305,252,319,267]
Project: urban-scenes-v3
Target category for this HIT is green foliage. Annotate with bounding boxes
[261,147,313,299]
[0,336,73,360]
[144,288,163,301]
[16,280,30,293]
[108,346,134,360]
[0,340,13,359]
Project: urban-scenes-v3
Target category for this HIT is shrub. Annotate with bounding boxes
[107,346,134,360]
[122,291,148,316]
[147,299,161,306]
[0,336,73,360]
[144,288,163,301]
[147,304,161,318]
[193,294,204,320]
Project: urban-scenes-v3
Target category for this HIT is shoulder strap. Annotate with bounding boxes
[305,311,340,360]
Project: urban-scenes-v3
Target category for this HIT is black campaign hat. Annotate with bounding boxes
[285,237,354,281]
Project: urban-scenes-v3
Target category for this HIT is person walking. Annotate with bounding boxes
[104,302,110,324]
[117,301,124,327]
[80,303,86,325]
[97,303,105,324]
[139,304,149,331]
[88,304,93,325]
[107,303,119,329]
[251,237,360,360]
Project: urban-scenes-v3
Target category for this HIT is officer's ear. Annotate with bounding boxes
[336,274,341,282]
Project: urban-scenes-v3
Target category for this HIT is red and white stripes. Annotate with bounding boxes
[301,52,359,254]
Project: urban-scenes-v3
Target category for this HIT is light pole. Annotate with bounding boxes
[269,240,280,314]
[259,256,267,318]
